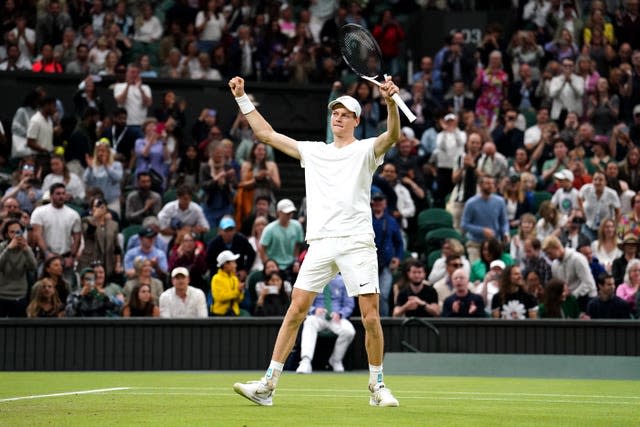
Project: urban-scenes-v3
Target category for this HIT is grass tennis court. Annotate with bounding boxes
[1,372,639,426]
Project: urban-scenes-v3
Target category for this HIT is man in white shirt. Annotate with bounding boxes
[159,267,208,318]
[113,64,152,136]
[549,58,585,120]
[523,106,551,151]
[157,184,210,239]
[26,96,56,156]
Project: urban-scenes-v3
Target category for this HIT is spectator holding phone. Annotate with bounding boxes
[254,271,290,316]
[0,220,37,317]
[1,163,43,214]
[65,267,119,317]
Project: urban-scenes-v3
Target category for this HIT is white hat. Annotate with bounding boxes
[553,169,574,182]
[217,250,240,267]
[444,113,457,121]
[171,267,190,278]
[634,104,640,116]
[276,198,297,214]
[489,260,506,270]
[401,126,415,139]
[328,95,361,118]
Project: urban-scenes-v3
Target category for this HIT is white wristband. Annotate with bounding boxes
[235,94,256,115]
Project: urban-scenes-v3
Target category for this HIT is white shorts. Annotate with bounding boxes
[294,234,379,297]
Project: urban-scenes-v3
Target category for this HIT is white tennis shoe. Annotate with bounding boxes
[369,383,399,407]
[233,380,274,406]
[328,358,344,372]
[296,358,312,374]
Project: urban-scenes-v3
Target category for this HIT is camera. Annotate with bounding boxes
[14,229,23,237]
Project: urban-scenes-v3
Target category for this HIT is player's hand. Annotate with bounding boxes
[379,75,398,103]
[228,77,245,97]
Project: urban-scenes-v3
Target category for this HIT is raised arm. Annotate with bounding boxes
[374,76,401,158]
[228,77,300,160]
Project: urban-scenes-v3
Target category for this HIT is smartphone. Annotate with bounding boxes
[267,286,279,295]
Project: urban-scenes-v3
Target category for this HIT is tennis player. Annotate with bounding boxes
[231,75,400,407]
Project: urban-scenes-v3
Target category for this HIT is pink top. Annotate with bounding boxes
[616,283,638,311]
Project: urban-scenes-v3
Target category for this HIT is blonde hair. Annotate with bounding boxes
[92,137,114,166]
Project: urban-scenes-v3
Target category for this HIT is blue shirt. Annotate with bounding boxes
[461,194,509,243]
[309,274,355,319]
[123,245,168,276]
[372,211,404,265]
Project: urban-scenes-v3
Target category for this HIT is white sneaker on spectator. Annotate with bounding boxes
[233,379,274,406]
[328,357,344,372]
[369,383,399,407]
[296,358,312,374]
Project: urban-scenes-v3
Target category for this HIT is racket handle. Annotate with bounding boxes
[392,93,417,123]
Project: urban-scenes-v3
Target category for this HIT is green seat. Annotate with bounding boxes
[200,227,217,245]
[121,225,142,250]
[416,208,453,251]
[532,191,553,214]
[424,228,463,256]
[162,188,177,205]
[427,249,442,270]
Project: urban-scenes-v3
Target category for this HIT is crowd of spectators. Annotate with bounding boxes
[0,0,639,321]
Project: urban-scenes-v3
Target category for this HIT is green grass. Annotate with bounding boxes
[0,372,639,427]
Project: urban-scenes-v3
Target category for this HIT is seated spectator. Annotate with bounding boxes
[0,219,37,317]
[470,238,514,283]
[442,268,485,318]
[524,269,545,302]
[32,43,63,73]
[253,271,290,317]
[551,169,579,217]
[210,250,244,316]
[159,267,208,318]
[604,161,635,215]
[586,273,633,319]
[521,237,552,285]
[42,155,85,205]
[616,259,640,314]
[491,265,538,319]
[123,257,164,303]
[501,174,533,229]
[510,213,537,267]
[121,283,160,317]
[92,262,124,303]
[158,184,209,240]
[123,227,168,280]
[559,211,590,250]
[174,143,202,189]
[241,194,275,237]
[247,215,268,273]
[612,234,638,286]
[0,41,32,71]
[168,230,208,294]
[125,172,162,225]
[591,218,622,273]
[26,278,64,318]
[295,273,355,374]
[476,141,509,182]
[65,267,119,317]
[31,256,70,306]
[578,243,607,288]
[618,192,640,238]
[536,201,566,241]
[428,238,470,284]
[393,260,440,318]
[125,216,168,255]
[66,43,100,75]
[538,278,580,319]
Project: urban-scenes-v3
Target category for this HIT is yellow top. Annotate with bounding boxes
[211,269,243,316]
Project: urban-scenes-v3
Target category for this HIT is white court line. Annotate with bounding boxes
[0,387,130,403]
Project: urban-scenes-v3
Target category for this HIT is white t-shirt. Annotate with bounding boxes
[297,138,383,240]
[41,172,86,200]
[113,83,152,126]
[523,124,541,150]
[30,204,81,254]
[159,286,208,318]
[551,187,579,216]
[26,111,54,152]
[195,11,226,42]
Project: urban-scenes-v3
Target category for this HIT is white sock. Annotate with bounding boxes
[369,364,384,388]
[264,360,284,387]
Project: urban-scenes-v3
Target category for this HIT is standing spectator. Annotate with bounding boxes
[1,163,43,214]
[551,169,578,216]
[241,195,275,237]
[442,267,485,318]
[451,131,484,231]
[132,2,163,66]
[65,267,119,317]
[125,171,162,225]
[492,109,525,159]
[378,162,415,234]
[210,250,244,316]
[371,190,403,317]
[199,142,236,228]
[26,278,64,318]
[616,258,640,313]
[9,14,35,61]
[259,199,305,273]
[73,76,105,119]
[0,220,37,317]
[510,213,537,266]
[159,267,208,318]
[195,0,226,54]
[101,108,138,170]
[521,237,553,285]
[537,278,580,318]
[392,260,439,318]
[586,272,633,318]
[440,42,475,94]
[77,197,122,281]
[371,10,404,77]
[66,107,100,174]
[157,184,210,239]
[31,183,82,287]
[35,0,73,51]
[353,82,380,140]
[491,265,538,319]
[26,96,56,159]
[206,217,256,284]
[476,141,509,182]
[543,235,598,312]
[168,230,208,294]
[549,58,585,120]
[121,283,160,317]
[84,139,124,215]
[134,118,171,191]
[113,64,153,137]
[578,170,621,240]
[228,25,257,80]
[586,78,620,137]
[461,176,510,262]
[473,50,509,128]
[535,201,565,241]
[295,273,355,374]
[615,0,640,50]
[433,114,466,207]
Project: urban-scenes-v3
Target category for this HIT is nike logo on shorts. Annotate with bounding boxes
[359,282,369,287]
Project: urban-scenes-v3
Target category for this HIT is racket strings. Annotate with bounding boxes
[339,28,381,78]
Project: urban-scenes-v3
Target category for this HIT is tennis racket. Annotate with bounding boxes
[338,23,417,123]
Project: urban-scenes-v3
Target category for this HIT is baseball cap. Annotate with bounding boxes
[634,104,640,116]
[217,250,240,267]
[328,95,361,118]
[444,113,457,121]
[219,217,236,230]
[171,267,190,278]
[371,190,386,200]
[276,198,297,214]
[138,227,157,238]
[553,169,574,182]
[489,260,506,270]
[401,126,415,139]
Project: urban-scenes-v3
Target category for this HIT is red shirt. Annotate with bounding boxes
[32,60,63,73]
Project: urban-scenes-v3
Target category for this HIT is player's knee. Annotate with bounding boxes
[360,310,380,330]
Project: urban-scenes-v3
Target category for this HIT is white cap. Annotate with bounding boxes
[171,267,190,278]
[489,260,506,270]
[553,169,574,182]
[328,95,361,118]
[634,104,640,116]
[216,250,240,267]
[444,113,457,121]
[401,126,415,139]
[276,198,297,214]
